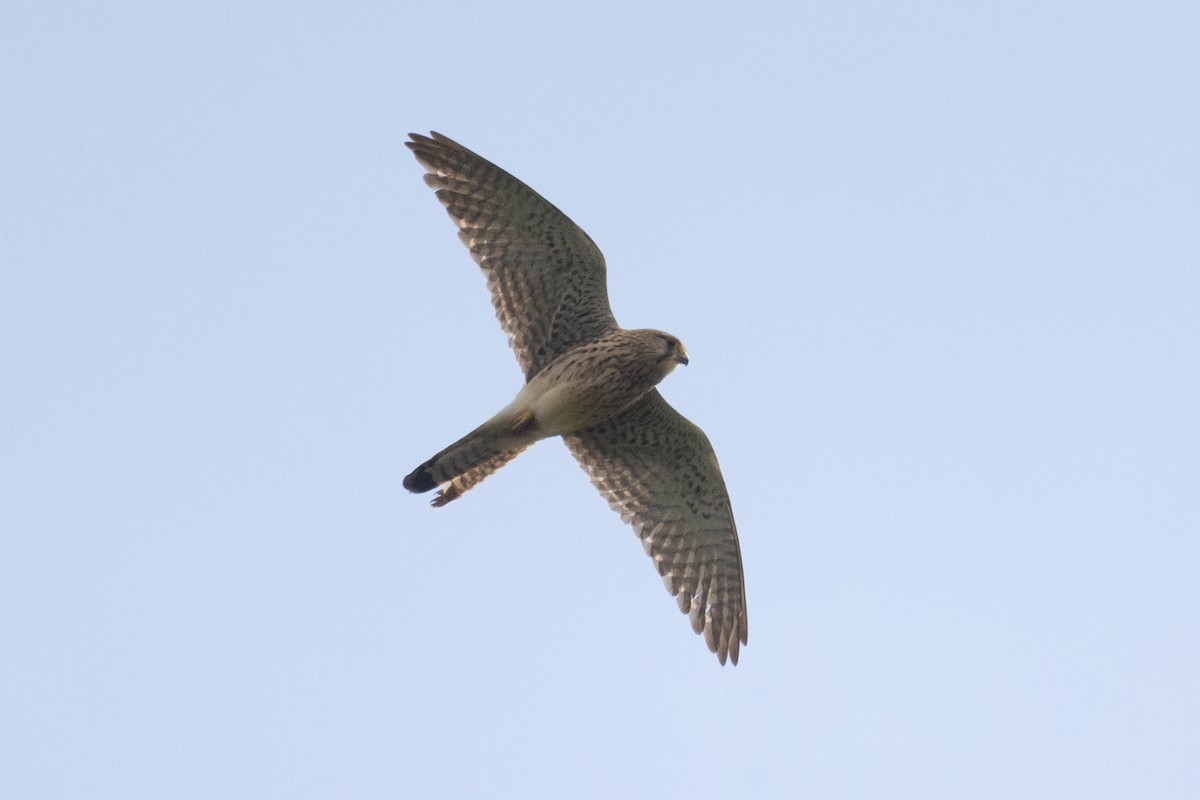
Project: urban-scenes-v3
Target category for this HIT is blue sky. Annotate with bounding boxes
[3,2,1198,797]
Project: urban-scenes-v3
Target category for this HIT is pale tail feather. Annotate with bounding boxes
[404,416,533,505]
[429,446,529,506]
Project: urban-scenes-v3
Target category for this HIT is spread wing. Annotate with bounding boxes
[564,390,748,665]
[406,132,619,380]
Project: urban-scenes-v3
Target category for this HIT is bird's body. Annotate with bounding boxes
[404,327,685,503]
[404,132,748,664]
[512,328,688,437]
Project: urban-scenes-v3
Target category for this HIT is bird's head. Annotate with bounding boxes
[651,330,688,369]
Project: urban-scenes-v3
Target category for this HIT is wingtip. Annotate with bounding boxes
[405,131,439,150]
[713,636,741,667]
[407,130,458,147]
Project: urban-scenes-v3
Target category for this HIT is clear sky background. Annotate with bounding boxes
[3,2,1198,798]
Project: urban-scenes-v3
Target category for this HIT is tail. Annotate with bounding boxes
[404,411,535,506]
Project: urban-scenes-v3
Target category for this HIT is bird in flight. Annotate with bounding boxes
[404,132,748,664]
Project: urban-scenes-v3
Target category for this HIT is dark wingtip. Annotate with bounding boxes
[405,131,435,153]
[404,467,437,493]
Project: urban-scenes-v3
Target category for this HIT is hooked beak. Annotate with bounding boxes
[674,344,689,366]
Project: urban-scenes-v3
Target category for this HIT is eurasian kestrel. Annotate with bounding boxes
[404,132,748,664]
